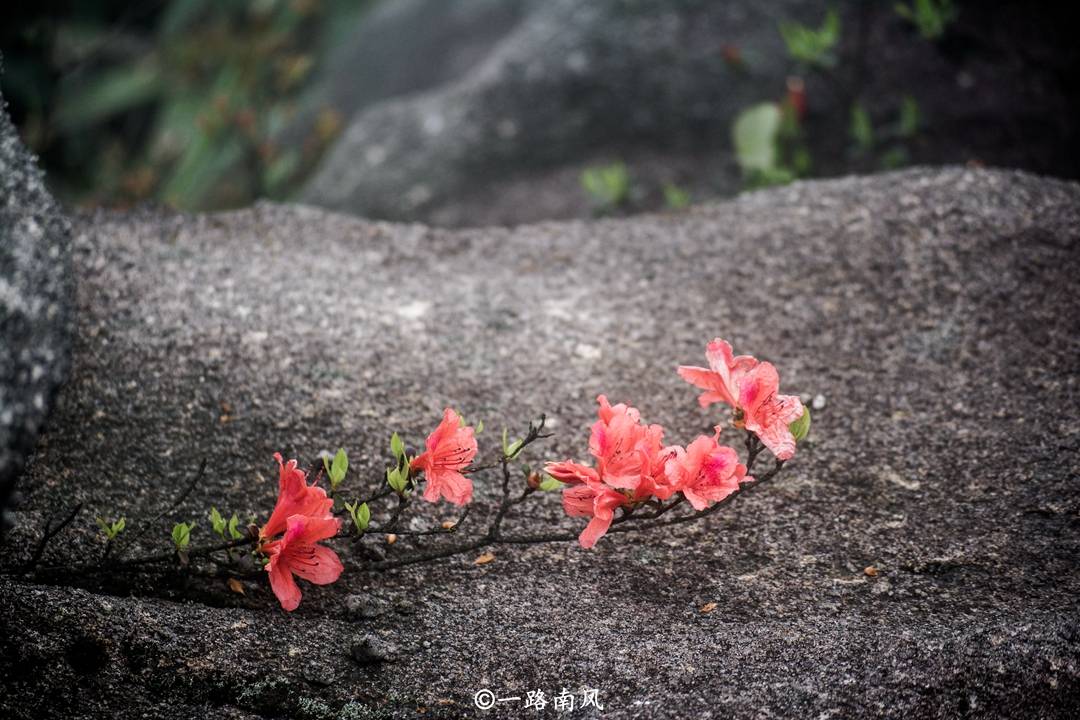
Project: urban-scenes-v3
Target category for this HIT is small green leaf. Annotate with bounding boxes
[96,516,125,540]
[356,502,370,531]
[227,513,244,540]
[506,439,524,459]
[171,521,194,550]
[789,407,812,443]
[475,420,484,434]
[537,474,563,492]
[330,448,348,488]
[387,467,408,494]
[390,432,405,460]
[210,507,226,537]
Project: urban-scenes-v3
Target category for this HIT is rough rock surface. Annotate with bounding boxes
[301,0,1080,226]
[0,94,73,535]
[1,167,1079,718]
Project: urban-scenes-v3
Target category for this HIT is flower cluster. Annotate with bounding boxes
[65,337,803,612]
[258,453,343,611]
[548,338,806,548]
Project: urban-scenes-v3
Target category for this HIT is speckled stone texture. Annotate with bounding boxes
[1,167,1078,718]
[0,95,73,536]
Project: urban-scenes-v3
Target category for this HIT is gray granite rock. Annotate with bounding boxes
[279,0,536,153]
[0,91,73,536]
[1,167,1079,718]
[302,0,801,223]
[301,0,1080,227]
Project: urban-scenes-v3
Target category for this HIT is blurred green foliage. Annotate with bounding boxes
[581,163,631,212]
[2,0,371,210]
[778,7,840,68]
[894,0,957,41]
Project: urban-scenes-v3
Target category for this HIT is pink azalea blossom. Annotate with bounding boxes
[263,514,344,611]
[548,395,678,548]
[260,452,333,539]
[677,338,805,460]
[561,482,630,549]
[589,395,676,496]
[738,362,804,461]
[410,408,478,506]
[676,338,757,409]
[665,432,749,511]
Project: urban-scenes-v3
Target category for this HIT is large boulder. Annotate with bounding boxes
[301,0,1079,226]
[280,0,536,153]
[0,92,73,536]
[301,0,803,224]
[1,168,1079,718]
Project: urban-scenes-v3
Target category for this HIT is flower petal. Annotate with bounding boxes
[267,556,302,611]
[288,543,344,585]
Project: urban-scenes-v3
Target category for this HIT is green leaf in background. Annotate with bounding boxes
[54,61,163,131]
[898,95,921,138]
[663,182,691,210]
[733,102,782,174]
[895,0,957,41]
[879,147,910,170]
[850,102,874,155]
[581,163,631,209]
[779,8,840,67]
[390,432,405,461]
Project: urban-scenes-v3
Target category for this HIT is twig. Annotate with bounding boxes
[21,503,83,576]
[126,459,207,545]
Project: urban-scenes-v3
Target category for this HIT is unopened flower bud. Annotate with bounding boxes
[527,472,542,490]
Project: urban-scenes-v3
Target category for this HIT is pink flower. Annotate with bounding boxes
[261,452,333,539]
[263,514,344,611]
[677,338,757,409]
[738,362,804,461]
[589,395,675,496]
[545,460,599,486]
[665,433,749,511]
[562,482,629,549]
[677,338,805,460]
[410,408,478,506]
[548,395,678,548]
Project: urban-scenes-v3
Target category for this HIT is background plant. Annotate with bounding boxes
[1,0,371,209]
